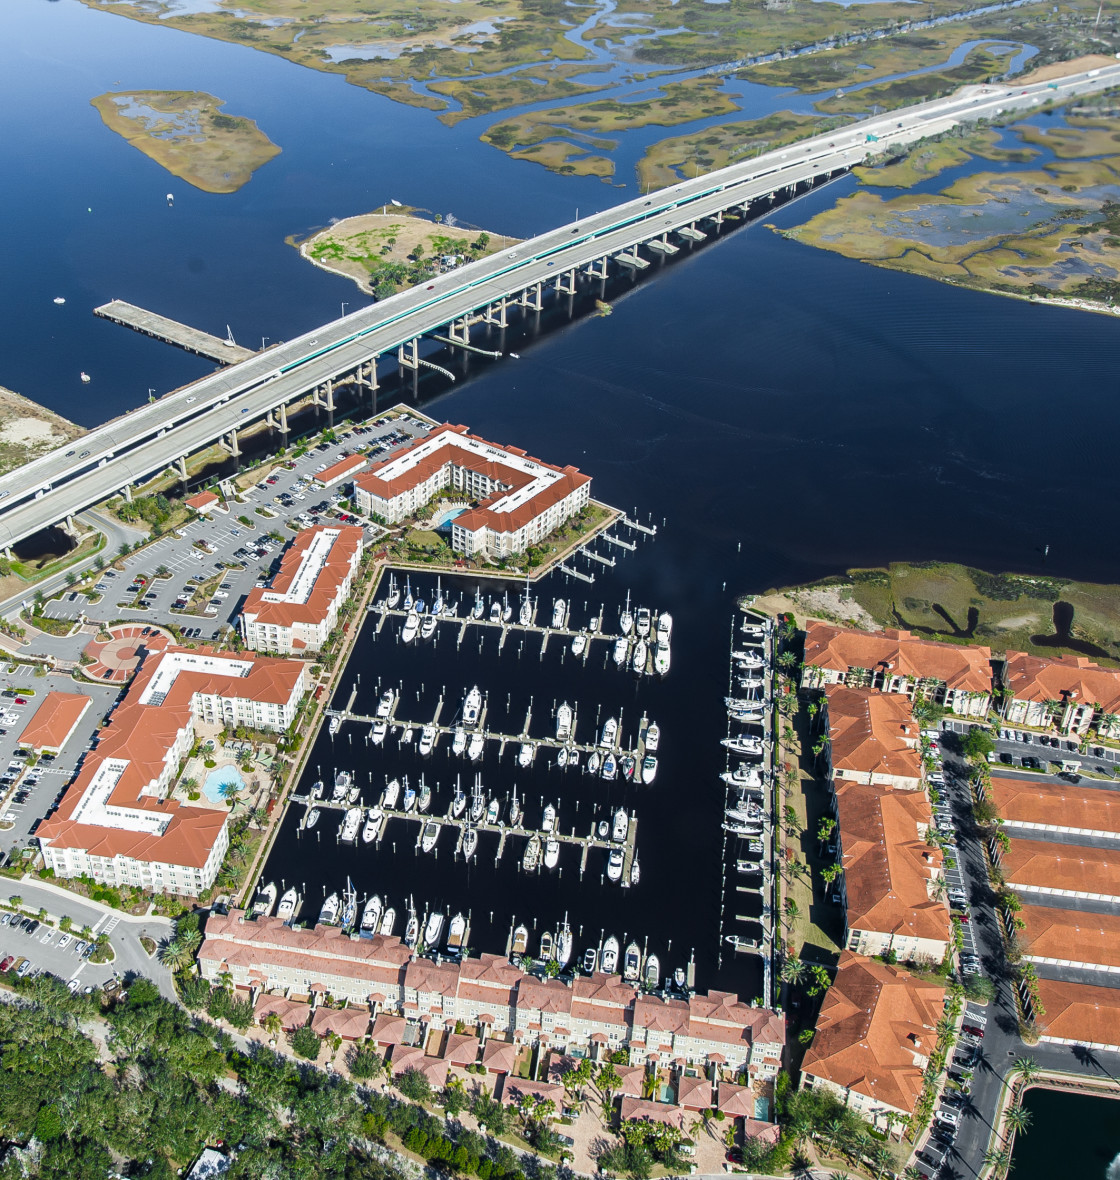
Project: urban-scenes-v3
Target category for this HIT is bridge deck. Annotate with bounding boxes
[94,300,254,365]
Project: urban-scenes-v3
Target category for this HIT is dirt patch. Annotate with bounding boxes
[1020,54,1117,83]
[754,585,881,631]
[0,386,83,477]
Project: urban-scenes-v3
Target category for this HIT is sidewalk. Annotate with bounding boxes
[4,873,171,926]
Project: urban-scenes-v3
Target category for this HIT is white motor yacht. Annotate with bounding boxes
[382,778,401,809]
[370,718,386,745]
[632,639,647,674]
[340,807,362,842]
[251,881,277,918]
[587,750,601,776]
[601,935,620,973]
[331,772,350,804]
[552,598,566,629]
[600,717,618,748]
[613,636,628,666]
[623,942,641,981]
[556,702,573,742]
[630,856,641,886]
[420,615,437,640]
[305,807,320,829]
[329,716,341,736]
[540,930,554,961]
[518,742,534,768]
[360,894,383,937]
[656,611,673,642]
[601,752,617,780]
[421,821,440,852]
[489,601,502,624]
[401,613,420,643]
[380,907,396,936]
[419,725,436,756]
[645,722,660,752]
[582,947,598,974]
[612,807,628,842]
[404,911,420,948]
[643,953,660,989]
[447,912,466,950]
[513,924,529,956]
[542,802,556,833]
[424,911,444,947]
[522,834,541,871]
[607,848,624,881]
[544,838,560,869]
[319,893,341,925]
[653,641,670,676]
[641,755,657,784]
[722,764,764,788]
[557,746,569,769]
[571,633,586,656]
[635,606,651,637]
[376,688,396,718]
[277,887,300,925]
[468,732,485,761]
[310,780,324,800]
[362,807,382,843]
[452,727,467,756]
[722,735,764,756]
[463,685,482,727]
[486,797,500,825]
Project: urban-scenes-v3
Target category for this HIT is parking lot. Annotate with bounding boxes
[40,412,431,639]
[942,717,1120,778]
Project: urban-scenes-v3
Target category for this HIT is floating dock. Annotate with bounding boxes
[94,300,255,365]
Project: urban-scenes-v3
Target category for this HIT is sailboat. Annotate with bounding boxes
[502,592,512,622]
[402,780,417,812]
[277,887,300,925]
[519,592,532,627]
[402,577,414,611]
[341,879,358,930]
[404,899,419,947]
[587,750,601,775]
[451,777,467,818]
[251,881,277,918]
[432,577,445,618]
[386,573,400,609]
[470,779,485,824]
[509,786,523,827]
[619,591,633,636]
[418,779,431,813]
[472,589,485,619]
[556,918,573,967]
[462,824,478,861]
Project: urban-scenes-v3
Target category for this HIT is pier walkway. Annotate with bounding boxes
[94,300,255,365]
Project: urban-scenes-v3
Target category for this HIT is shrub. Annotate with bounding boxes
[289,1024,322,1060]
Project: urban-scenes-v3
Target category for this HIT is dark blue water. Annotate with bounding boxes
[6,0,1120,995]
[1011,1088,1120,1179]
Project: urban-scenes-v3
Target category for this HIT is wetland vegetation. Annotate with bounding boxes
[90,90,281,193]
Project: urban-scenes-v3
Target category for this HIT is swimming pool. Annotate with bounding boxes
[433,506,468,529]
[202,764,244,804]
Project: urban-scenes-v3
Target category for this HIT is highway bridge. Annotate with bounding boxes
[2,62,1117,553]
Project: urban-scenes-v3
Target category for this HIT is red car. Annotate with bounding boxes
[962,1023,985,1038]
[13,699,26,706]
[0,957,13,973]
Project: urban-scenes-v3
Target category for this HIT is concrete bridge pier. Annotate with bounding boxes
[121,484,133,504]
[517,283,543,313]
[220,429,241,461]
[554,269,576,296]
[175,456,188,485]
[483,299,508,329]
[398,339,420,371]
[584,257,608,281]
[449,317,471,345]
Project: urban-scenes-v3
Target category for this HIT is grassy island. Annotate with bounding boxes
[754,561,1120,664]
[293,210,520,298]
[778,109,1120,315]
[91,90,280,194]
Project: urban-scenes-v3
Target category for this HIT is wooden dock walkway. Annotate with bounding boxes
[94,300,255,365]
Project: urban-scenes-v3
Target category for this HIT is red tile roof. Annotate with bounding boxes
[1003,651,1120,710]
[991,776,1120,836]
[805,623,992,693]
[18,691,91,752]
[618,1097,688,1132]
[677,1074,713,1110]
[835,780,950,945]
[1020,905,1120,969]
[315,454,368,485]
[801,952,946,1116]
[310,1005,370,1040]
[442,1032,481,1066]
[825,685,922,782]
[186,490,220,512]
[481,1039,518,1074]
[1037,977,1120,1046]
[1002,839,1120,897]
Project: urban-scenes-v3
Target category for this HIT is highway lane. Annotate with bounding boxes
[2,64,1117,549]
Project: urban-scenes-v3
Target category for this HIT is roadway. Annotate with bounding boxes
[1,64,1118,551]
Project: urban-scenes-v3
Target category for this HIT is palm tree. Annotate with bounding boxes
[1012,1056,1039,1085]
[261,1012,282,1038]
[1004,1104,1032,1137]
[159,939,194,972]
[781,955,807,985]
[983,1145,1013,1176]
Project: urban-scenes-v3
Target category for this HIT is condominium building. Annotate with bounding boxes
[36,649,307,896]
[801,623,992,717]
[821,684,924,790]
[198,910,786,1079]
[1000,651,1120,735]
[240,525,364,654]
[834,780,950,963]
[353,424,590,558]
[801,952,946,1131]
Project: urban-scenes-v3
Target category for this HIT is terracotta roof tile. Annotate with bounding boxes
[1020,905,1120,969]
[19,692,91,752]
[991,776,1120,836]
[1037,977,1120,1047]
[825,685,922,782]
[1002,839,1120,896]
[1003,651,1120,711]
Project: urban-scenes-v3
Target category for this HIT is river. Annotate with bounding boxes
[6,0,1120,995]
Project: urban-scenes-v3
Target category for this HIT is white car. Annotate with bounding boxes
[57,934,70,949]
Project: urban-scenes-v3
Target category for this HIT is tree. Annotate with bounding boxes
[817,817,836,847]
[807,964,831,997]
[348,1044,383,1080]
[158,938,194,973]
[982,1146,1012,1176]
[65,571,77,587]
[396,1065,431,1103]
[821,863,842,886]
[596,1061,622,1098]
[962,728,995,762]
[289,1024,321,1060]
[1004,1104,1032,1137]
[781,953,807,985]
[260,1012,282,1039]
[1012,1056,1039,1084]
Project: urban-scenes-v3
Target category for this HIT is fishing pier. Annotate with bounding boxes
[94,300,255,365]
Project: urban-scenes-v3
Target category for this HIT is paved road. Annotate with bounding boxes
[0,66,1117,549]
[0,878,174,999]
